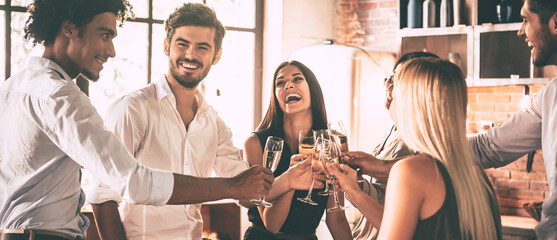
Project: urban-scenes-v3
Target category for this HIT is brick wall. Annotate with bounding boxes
[336,0,550,218]
[470,85,548,217]
[336,0,398,52]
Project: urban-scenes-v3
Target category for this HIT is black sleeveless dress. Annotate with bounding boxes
[412,160,502,240]
[244,129,328,240]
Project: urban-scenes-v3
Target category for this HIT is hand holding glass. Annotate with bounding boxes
[322,140,347,212]
[251,136,283,207]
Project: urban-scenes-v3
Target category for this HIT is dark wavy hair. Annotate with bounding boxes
[528,0,557,24]
[257,61,328,133]
[24,0,133,46]
[165,3,225,54]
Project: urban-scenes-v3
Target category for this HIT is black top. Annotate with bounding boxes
[412,160,502,240]
[246,128,328,238]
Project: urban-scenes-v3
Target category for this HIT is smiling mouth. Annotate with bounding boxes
[180,61,201,70]
[95,57,107,65]
[285,93,302,104]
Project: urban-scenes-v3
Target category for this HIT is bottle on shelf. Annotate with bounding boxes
[408,0,423,28]
[453,0,461,25]
[440,0,452,27]
[496,0,513,23]
[423,0,436,28]
[448,52,462,70]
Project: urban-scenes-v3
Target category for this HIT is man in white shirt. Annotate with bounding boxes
[0,1,274,239]
[90,3,319,240]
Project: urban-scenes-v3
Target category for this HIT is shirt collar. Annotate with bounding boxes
[28,56,73,81]
[154,75,209,111]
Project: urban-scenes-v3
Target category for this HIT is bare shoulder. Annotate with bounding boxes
[390,155,439,183]
[244,134,261,150]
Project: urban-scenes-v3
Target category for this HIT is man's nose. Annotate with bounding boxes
[185,47,196,59]
[107,40,116,58]
[517,21,526,38]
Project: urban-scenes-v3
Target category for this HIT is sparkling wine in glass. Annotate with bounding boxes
[329,121,364,183]
[298,129,315,156]
[328,121,349,159]
[314,129,332,196]
[297,130,320,205]
[321,140,347,212]
[251,136,283,207]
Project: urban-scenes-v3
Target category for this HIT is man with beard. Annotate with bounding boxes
[89,3,317,240]
[469,0,557,239]
[0,0,275,239]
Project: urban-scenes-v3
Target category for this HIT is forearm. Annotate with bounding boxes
[326,192,353,240]
[264,173,295,201]
[326,210,353,240]
[91,201,127,240]
[347,190,384,227]
[167,174,239,204]
[261,191,295,233]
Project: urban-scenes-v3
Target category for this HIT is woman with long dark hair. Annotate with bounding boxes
[243,61,352,240]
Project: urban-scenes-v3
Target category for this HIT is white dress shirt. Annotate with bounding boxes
[0,57,174,239]
[89,76,249,240]
[470,77,557,240]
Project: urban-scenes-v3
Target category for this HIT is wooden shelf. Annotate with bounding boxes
[397,1,549,87]
[398,25,472,37]
[501,215,537,238]
[470,78,552,86]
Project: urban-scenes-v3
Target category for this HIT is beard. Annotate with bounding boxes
[169,58,212,89]
[81,69,99,82]
[532,26,557,67]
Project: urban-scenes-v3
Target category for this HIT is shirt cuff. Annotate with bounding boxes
[145,168,174,206]
[85,185,123,204]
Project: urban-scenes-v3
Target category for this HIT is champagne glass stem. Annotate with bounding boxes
[327,178,347,212]
[297,176,318,205]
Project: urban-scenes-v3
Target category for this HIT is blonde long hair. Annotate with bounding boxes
[393,58,497,239]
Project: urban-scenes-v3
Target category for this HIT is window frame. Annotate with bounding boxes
[1,0,263,129]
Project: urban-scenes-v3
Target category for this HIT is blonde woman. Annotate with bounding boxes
[331,58,502,239]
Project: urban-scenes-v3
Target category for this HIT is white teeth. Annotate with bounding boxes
[285,93,302,103]
[528,42,533,47]
[180,62,198,69]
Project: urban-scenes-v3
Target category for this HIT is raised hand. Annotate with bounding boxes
[232,165,274,200]
[327,163,360,201]
[287,155,325,190]
[345,151,396,179]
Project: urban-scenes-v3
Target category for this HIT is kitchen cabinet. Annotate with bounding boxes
[397,0,556,86]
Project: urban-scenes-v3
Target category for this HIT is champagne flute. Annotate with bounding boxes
[328,121,348,158]
[250,136,283,207]
[298,129,315,156]
[314,129,332,196]
[297,130,319,205]
[321,140,347,212]
[329,120,365,183]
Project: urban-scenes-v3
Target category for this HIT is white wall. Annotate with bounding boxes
[254,2,364,239]
[261,0,337,118]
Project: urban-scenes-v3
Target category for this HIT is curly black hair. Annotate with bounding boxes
[24,0,133,46]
